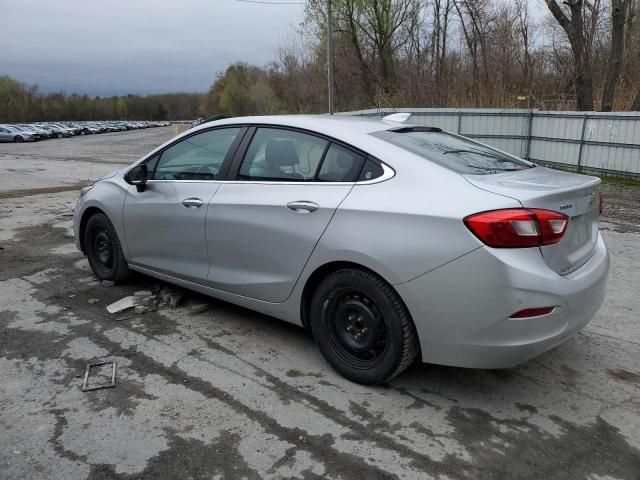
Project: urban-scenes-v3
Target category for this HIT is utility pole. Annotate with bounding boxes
[327,0,334,114]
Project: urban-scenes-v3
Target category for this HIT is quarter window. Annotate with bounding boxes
[238,128,328,181]
[153,128,241,180]
[358,159,385,181]
[317,144,365,182]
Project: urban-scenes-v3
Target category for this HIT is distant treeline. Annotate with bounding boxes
[0,76,205,122]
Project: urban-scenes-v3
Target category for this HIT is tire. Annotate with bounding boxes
[14,136,24,143]
[57,132,63,138]
[84,213,131,282]
[310,268,419,385]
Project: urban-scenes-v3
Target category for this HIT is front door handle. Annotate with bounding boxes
[286,201,319,213]
[181,198,204,208]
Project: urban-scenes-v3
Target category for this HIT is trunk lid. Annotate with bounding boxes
[465,166,601,275]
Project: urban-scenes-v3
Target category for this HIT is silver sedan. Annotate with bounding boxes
[0,125,36,142]
[73,115,609,384]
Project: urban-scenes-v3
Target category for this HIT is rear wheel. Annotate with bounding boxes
[84,213,130,282]
[310,268,419,385]
[14,136,23,143]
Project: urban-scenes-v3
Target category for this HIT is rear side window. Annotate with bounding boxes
[372,130,532,175]
[317,144,365,182]
[238,128,328,181]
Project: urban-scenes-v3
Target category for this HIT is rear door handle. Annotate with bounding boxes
[286,201,319,213]
[181,197,204,208]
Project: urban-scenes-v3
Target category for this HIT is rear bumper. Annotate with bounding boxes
[397,232,609,369]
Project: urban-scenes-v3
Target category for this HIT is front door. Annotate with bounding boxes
[206,127,365,302]
[123,126,244,282]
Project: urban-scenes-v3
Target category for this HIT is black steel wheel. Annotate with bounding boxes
[84,213,130,282]
[326,289,389,369]
[310,268,419,384]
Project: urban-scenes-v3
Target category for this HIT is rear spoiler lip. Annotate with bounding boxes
[387,126,443,133]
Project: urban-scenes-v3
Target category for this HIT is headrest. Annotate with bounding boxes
[265,140,299,168]
[335,150,353,169]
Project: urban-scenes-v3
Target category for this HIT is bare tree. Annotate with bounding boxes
[602,0,634,111]
[431,0,454,105]
[515,0,534,91]
[545,0,594,110]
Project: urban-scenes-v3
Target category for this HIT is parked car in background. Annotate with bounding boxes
[73,115,609,385]
[50,123,77,136]
[0,125,36,142]
[3,120,166,142]
[8,125,42,140]
[20,124,52,138]
[35,124,69,138]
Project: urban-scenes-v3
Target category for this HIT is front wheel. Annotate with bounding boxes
[310,268,419,385]
[14,136,24,143]
[84,213,131,282]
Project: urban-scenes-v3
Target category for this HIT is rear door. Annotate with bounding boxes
[206,127,365,302]
[123,126,244,282]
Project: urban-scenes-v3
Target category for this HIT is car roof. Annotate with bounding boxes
[203,114,402,137]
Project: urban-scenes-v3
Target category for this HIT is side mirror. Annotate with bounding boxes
[125,164,148,192]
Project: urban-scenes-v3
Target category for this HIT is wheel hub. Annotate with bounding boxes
[94,229,113,267]
[334,297,383,354]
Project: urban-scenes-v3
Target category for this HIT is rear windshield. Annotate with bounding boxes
[372,129,533,174]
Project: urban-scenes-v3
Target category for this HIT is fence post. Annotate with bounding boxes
[524,110,534,160]
[457,111,462,134]
[577,114,588,173]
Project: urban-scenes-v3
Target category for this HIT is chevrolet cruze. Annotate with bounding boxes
[74,115,609,384]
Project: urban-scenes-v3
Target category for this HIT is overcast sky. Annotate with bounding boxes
[1,0,306,96]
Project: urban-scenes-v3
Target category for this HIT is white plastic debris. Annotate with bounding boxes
[134,290,153,299]
[106,296,136,314]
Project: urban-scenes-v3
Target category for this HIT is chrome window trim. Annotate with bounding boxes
[144,162,395,186]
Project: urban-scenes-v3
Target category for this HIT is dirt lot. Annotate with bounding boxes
[1,128,639,480]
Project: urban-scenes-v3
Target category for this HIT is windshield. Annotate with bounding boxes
[372,129,533,175]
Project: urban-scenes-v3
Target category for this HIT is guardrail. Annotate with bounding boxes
[340,108,640,179]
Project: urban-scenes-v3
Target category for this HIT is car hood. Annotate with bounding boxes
[96,169,122,182]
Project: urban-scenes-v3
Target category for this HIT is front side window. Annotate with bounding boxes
[238,128,328,181]
[372,129,533,175]
[153,127,241,180]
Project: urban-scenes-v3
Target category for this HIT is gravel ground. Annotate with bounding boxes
[0,129,638,480]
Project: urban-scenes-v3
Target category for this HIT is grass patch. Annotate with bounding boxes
[597,175,640,187]
[537,162,640,188]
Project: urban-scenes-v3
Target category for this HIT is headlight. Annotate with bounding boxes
[79,185,94,198]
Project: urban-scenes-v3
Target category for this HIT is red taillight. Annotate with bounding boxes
[510,307,555,318]
[599,193,604,215]
[464,209,568,248]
